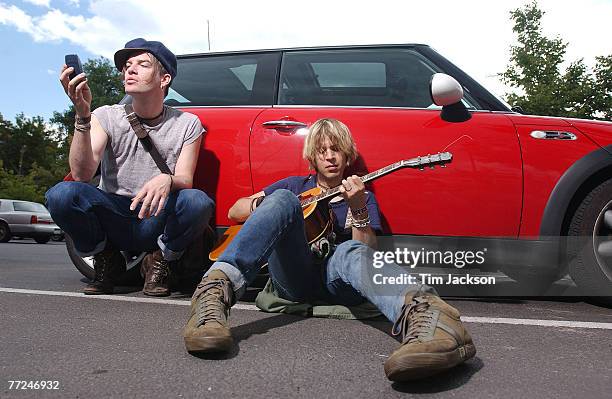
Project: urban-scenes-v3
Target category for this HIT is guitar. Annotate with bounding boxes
[209,152,453,261]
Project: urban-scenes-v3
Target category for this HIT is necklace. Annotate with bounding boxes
[316,178,334,191]
[137,107,165,126]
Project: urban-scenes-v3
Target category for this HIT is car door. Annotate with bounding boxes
[249,48,522,237]
[169,51,280,226]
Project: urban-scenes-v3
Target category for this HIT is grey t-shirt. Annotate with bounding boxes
[92,104,204,197]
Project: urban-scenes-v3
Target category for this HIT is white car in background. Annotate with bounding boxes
[0,199,62,244]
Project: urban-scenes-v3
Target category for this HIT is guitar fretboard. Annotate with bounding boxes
[300,160,405,206]
[298,152,451,207]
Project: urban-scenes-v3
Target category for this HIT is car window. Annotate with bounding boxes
[13,202,47,212]
[279,48,477,109]
[166,52,279,106]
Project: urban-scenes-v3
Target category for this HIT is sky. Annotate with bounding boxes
[0,0,611,123]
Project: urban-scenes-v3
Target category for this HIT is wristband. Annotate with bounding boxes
[75,114,92,124]
[74,122,91,133]
[250,196,265,212]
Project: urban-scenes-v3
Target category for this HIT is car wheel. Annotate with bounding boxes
[34,235,51,244]
[0,222,11,243]
[65,234,146,282]
[567,178,612,303]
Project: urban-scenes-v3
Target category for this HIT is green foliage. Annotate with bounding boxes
[0,161,45,203]
[501,1,611,120]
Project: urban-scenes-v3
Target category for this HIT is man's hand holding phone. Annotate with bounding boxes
[60,54,92,118]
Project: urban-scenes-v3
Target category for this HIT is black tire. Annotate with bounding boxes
[34,235,51,244]
[65,234,95,279]
[567,178,612,302]
[65,234,145,282]
[0,222,11,243]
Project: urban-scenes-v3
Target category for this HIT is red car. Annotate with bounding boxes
[66,44,612,299]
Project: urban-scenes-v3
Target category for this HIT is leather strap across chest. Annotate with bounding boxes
[124,104,172,175]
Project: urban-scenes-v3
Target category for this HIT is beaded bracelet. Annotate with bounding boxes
[352,219,371,228]
[352,213,370,228]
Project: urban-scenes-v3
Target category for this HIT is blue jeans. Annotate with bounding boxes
[207,189,434,323]
[45,181,214,260]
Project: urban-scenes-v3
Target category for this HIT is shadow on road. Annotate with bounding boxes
[188,313,305,360]
[391,356,484,393]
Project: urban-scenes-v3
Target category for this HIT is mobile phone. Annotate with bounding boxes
[65,54,84,80]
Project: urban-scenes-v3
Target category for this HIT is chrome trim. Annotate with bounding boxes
[530,130,577,140]
[262,120,308,128]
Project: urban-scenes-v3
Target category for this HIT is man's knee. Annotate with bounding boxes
[328,240,370,279]
[45,181,85,216]
[263,189,301,218]
[175,189,215,221]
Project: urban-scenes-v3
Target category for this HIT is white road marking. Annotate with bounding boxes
[0,287,257,310]
[2,287,612,330]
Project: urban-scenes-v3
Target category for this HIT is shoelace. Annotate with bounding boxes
[149,260,169,283]
[391,296,436,344]
[93,251,111,282]
[195,279,231,327]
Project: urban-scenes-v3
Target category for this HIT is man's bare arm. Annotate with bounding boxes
[228,191,265,223]
[69,115,107,181]
[171,135,202,190]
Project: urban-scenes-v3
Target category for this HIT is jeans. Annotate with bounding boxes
[207,189,435,323]
[45,181,214,260]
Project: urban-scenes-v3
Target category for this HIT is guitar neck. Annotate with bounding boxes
[300,161,405,206]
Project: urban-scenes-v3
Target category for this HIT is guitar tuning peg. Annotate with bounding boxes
[440,164,446,168]
[429,165,435,169]
[419,166,425,171]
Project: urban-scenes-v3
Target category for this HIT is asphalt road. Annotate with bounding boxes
[1,240,611,398]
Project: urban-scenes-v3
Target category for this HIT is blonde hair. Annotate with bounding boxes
[303,118,357,171]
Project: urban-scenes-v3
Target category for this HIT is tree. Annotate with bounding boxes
[501,1,612,120]
[0,161,45,203]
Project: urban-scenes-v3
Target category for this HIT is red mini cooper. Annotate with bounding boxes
[66,44,612,300]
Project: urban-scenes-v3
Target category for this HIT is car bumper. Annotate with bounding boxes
[10,224,61,236]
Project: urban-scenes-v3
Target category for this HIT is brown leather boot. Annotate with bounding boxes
[183,270,234,353]
[140,250,171,297]
[384,292,476,381]
[83,248,126,295]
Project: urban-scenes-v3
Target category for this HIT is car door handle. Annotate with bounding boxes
[262,120,308,134]
[530,130,577,140]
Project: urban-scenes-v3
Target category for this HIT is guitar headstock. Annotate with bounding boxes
[401,152,453,169]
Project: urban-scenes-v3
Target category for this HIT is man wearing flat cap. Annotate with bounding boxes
[47,38,214,296]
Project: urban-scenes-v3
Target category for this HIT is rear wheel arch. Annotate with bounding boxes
[540,145,612,238]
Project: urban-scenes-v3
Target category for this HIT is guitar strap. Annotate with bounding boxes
[124,104,172,175]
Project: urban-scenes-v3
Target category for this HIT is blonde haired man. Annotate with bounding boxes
[184,118,475,381]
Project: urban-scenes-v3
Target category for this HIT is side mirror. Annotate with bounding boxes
[429,73,471,122]
[430,73,463,106]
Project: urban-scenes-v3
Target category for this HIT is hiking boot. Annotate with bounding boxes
[83,248,126,295]
[384,292,476,381]
[140,250,171,297]
[183,270,234,353]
